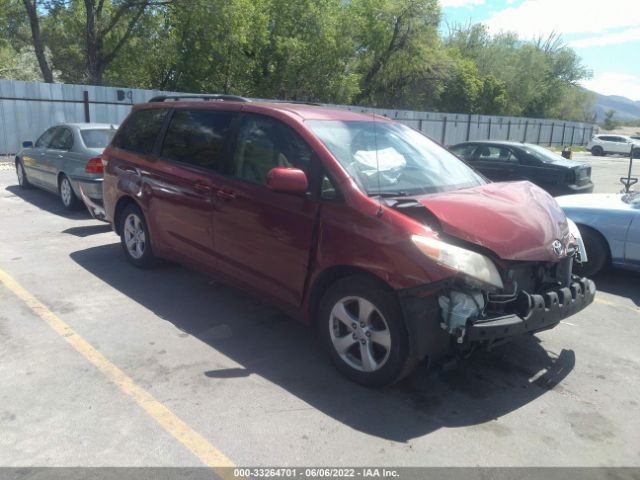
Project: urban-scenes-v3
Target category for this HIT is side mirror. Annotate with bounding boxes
[266,167,308,194]
[22,141,33,148]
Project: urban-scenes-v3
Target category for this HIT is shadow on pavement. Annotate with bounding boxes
[593,268,640,307]
[63,224,112,237]
[5,185,91,220]
[71,243,575,442]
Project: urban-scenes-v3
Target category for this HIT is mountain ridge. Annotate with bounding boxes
[587,89,640,122]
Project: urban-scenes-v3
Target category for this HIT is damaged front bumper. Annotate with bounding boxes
[466,277,596,342]
[76,179,107,221]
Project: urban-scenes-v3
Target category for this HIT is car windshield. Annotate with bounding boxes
[81,128,116,148]
[523,144,567,163]
[306,120,485,196]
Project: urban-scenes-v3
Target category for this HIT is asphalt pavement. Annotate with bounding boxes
[0,165,639,469]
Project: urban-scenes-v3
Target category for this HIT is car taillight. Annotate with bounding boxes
[85,156,104,174]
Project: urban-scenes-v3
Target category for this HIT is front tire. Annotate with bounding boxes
[317,275,412,387]
[59,174,80,210]
[574,227,609,277]
[16,160,32,189]
[119,204,156,268]
[591,146,604,156]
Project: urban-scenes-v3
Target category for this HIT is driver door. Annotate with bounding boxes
[212,113,319,308]
[625,213,640,266]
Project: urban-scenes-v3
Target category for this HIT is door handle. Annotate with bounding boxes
[216,189,236,201]
[193,182,212,194]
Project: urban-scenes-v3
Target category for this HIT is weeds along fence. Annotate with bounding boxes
[0,79,595,155]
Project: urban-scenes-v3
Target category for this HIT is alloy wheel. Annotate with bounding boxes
[123,213,146,259]
[60,177,73,206]
[329,296,392,372]
[17,163,24,186]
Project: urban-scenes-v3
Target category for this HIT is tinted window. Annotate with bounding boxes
[35,127,58,148]
[523,144,566,163]
[81,129,116,148]
[599,136,613,141]
[49,128,73,150]
[474,146,518,163]
[161,109,233,170]
[449,144,476,160]
[114,108,167,154]
[230,114,313,186]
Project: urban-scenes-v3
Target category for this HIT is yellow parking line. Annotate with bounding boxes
[595,297,640,314]
[0,268,236,475]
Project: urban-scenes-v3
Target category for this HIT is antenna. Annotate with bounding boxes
[373,111,383,217]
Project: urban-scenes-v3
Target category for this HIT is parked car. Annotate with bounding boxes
[557,192,640,276]
[630,135,640,142]
[586,134,639,156]
[15,123,117,211]
[102,96,596,386]
[448,141,593,197]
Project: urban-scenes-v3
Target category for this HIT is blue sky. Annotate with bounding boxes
[440,0,640,101]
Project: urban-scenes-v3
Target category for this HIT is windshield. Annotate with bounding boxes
[306,120,485,196]
[81,128,116,148]
[523,144,567,163]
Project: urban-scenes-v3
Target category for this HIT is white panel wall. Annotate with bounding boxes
[0,79,595,155]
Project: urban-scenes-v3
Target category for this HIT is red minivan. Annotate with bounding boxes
[102,95,595,386]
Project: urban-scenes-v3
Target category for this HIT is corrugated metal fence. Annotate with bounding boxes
[0,79,595,155]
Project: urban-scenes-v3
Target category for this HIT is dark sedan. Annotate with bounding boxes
[449,141,594,197]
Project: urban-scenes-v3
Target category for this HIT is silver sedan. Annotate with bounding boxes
[15,123,117,212]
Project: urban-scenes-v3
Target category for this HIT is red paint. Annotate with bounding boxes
[103,101,573,325]
[416,181,570,261]
[266,167,309,194]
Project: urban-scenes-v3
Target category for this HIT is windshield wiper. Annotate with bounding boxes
[368,191,409,198]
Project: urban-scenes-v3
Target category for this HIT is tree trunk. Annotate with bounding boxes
[354,14,406,104]
[85,0,102,84]
[22,0,54,83]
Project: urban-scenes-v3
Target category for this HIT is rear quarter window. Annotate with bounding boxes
[160,109,234,170]
[113,108,168,154]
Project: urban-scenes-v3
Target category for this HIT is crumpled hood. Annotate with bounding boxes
[417,181,570,261]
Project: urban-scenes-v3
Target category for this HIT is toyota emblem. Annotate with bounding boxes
[552,240,563,256]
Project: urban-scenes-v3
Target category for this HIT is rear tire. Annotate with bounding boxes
[59,174,80,210]
[591,146,604,156]
[574,227,609,277]
[119,204,156,268]
[16,160,32,189]
[317,275,412,387]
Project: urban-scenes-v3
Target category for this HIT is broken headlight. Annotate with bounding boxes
[566,218,588,263]
[411,235,504,289]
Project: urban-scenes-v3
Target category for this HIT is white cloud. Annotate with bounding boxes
[580,72,640,101]
[571,27,640,48]
[440,0,484,7]
[484,0,640,38]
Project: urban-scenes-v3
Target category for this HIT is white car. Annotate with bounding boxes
[587,134,639,156]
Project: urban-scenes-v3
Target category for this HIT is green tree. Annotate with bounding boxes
[350,0,447,109]
[602,109,617,130]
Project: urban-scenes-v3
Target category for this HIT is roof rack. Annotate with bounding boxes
[265,99,323,107]
[148,94,251,103]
